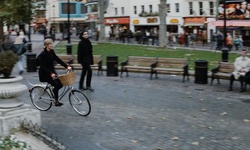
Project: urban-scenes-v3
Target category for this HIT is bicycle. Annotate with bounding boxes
[29,71,91,116]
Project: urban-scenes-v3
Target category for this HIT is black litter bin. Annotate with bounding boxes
[221,47,229,62]
[66,43,72,55]
[106,56,118,76]
[195,60,208,84]
[26,52,37,72]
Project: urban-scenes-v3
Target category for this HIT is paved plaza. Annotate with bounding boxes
[11,34,250,150]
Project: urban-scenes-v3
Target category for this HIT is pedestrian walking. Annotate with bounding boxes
[14,31,27,75]
[216,33,223,50]
[95,28,99,41]
[226,33,233,51]
[238,35,244,50]
[77,31,94,92]
[9,30,17,42]
[202,31,207,46]
[1,35,16,53]
[210,33,217,50]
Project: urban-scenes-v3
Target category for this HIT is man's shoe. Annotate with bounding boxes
[19,70,24,75]
[87,87,94,92]
[240,89,246,92]
[228,88,233,91]
[55,102,63,107]
[79,87,87,91]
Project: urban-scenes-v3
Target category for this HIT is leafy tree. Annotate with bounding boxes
[0,0,33,41]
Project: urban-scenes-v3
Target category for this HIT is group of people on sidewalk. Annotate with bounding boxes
[1,30,27,75]
[210,32,244,51]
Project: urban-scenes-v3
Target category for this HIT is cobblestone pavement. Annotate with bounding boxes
[13,33,250,150]
[19,70,250,150]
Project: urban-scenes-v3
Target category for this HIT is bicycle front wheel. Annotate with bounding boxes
[69,90,91,116]
[30,86,52,111]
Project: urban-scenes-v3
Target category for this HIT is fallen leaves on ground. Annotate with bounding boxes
[171,137,179,141]
[220,112,228,116]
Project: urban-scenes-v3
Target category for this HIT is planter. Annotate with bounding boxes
[0,76,27,108]
[0,76,41,136]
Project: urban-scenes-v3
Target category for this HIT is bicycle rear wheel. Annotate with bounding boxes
[69,90,91,116]
[30,86,52,111]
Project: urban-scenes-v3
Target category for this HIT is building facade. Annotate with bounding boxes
[182,0,217,42]
[45,0,250,44]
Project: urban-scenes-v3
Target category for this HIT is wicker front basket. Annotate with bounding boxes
[58,71,76,86]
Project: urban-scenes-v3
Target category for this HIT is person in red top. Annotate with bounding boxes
[38,38,71,106]
[226,33,233,50]
[179,33,185,46]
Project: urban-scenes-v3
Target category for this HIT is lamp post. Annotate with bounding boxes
[221,0,229,62]
[26,0,37,72]
[66,0,72,55]
[27,0,32,52]
[53,4,55,26]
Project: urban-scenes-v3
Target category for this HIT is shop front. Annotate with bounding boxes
[168,18,182,33]
[132,17,159,32]
[208,20,250,46]
[209,0,250,46]
[104,17,130,38]
[183,17,207,35]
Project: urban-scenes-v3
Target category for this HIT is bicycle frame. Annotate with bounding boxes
[43,83,74,102]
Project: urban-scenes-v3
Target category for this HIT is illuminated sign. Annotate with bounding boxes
[147,18,158,23]
[133,20,139,24]
[170,19,179,23]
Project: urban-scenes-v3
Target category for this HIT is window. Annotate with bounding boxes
[134,6,137,14]
[199,2,203,15]
[149,5,152,13]
[141,5,144,12]
[209,2,214,15]
[87,4,98,13]
[167,4,170,13]
[81,4,87,14]
[175,3,179,13]
[121,7,124,15]
[115,8,118,15]
[62,3,76,14]
[189,2,193,15]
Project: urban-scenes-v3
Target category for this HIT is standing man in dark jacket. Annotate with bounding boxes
[39,38,71,106]
[77,31,94,91]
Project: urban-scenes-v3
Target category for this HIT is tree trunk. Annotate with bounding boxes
[159,0,167,47]
[98,0,105,43]
[0,18,4,44]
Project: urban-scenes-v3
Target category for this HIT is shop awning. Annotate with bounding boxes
[183,17,206,26]
[184,22,204,26]
[208,20,250,26]
[36,18,47,24]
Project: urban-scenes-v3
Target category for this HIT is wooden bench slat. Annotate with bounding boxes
[120,56,157,78]
[55,54,103,75]
[210,61,235,85]
[151,57,189,82]
[120,56,189,82]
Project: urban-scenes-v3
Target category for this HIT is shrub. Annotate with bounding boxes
[0,51,18,78]
[0,135,32,150]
